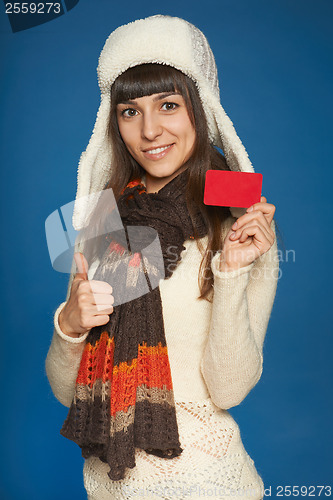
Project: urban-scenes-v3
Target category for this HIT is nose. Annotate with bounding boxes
[141,111,163,141]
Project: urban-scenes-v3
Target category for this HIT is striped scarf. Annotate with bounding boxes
[60,169,208,481]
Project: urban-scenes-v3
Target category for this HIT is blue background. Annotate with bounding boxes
[1,0,332,498]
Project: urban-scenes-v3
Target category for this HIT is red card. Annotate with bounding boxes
[204,170,263,208]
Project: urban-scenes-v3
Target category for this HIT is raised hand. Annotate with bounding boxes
[58,252,114,338]
[218,196,276,272]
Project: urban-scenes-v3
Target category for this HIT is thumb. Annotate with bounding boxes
[73,252,89,281]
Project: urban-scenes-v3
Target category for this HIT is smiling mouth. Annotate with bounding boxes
[145,145,172,154]
[143,143,175,159]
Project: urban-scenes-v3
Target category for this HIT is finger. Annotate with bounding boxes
[260,196,267,203]
[238,224,273,248]
[247,202,274,215]
[232,211,273,239]
[74,252,88,280]
[82,311,113,329]
[246,202,275,224]
[92,293,115,307]
[237,220,274,245]
[95,303,114,313]
[83,303,114,317]
[88,280,113,294]
[91,314,113,328]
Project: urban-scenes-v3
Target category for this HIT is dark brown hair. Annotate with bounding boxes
[101,63,233,301]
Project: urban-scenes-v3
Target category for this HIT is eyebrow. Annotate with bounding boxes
[117,92,182,105]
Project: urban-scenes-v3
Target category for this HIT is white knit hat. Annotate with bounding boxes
[72,14,255,231]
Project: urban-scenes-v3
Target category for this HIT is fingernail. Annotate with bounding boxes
[230,231,236,238]
[247,206,253,212]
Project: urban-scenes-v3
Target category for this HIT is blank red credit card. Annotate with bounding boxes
[204,170,263,208]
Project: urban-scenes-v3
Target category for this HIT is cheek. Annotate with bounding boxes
[170,115,195,144]
[118,123,138,151]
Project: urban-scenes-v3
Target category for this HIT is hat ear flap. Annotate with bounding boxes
[210,99,255,220]
[211,96,255,175]
[73,95,113,231]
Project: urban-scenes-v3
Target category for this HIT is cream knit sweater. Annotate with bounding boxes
[45,215,279,500]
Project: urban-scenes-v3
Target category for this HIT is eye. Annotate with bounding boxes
[161,102,179,111]
[121,108,138,117]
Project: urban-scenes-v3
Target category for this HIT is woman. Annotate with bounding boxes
[46,15,279,500]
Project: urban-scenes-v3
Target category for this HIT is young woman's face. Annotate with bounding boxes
[116,91,196,192]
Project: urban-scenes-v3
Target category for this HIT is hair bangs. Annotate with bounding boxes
[111,63,191,104]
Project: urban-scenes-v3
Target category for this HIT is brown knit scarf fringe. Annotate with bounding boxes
[60,169,208,481]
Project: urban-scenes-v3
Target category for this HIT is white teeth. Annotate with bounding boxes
[145,145,171,154]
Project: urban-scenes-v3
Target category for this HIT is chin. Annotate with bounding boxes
[146,169,179,179]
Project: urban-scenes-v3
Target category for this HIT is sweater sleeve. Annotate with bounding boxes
[200,218,279,410]
[45,250,95,408]
[45,301,89,408]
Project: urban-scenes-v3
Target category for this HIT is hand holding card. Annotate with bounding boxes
[203,170,276,272]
